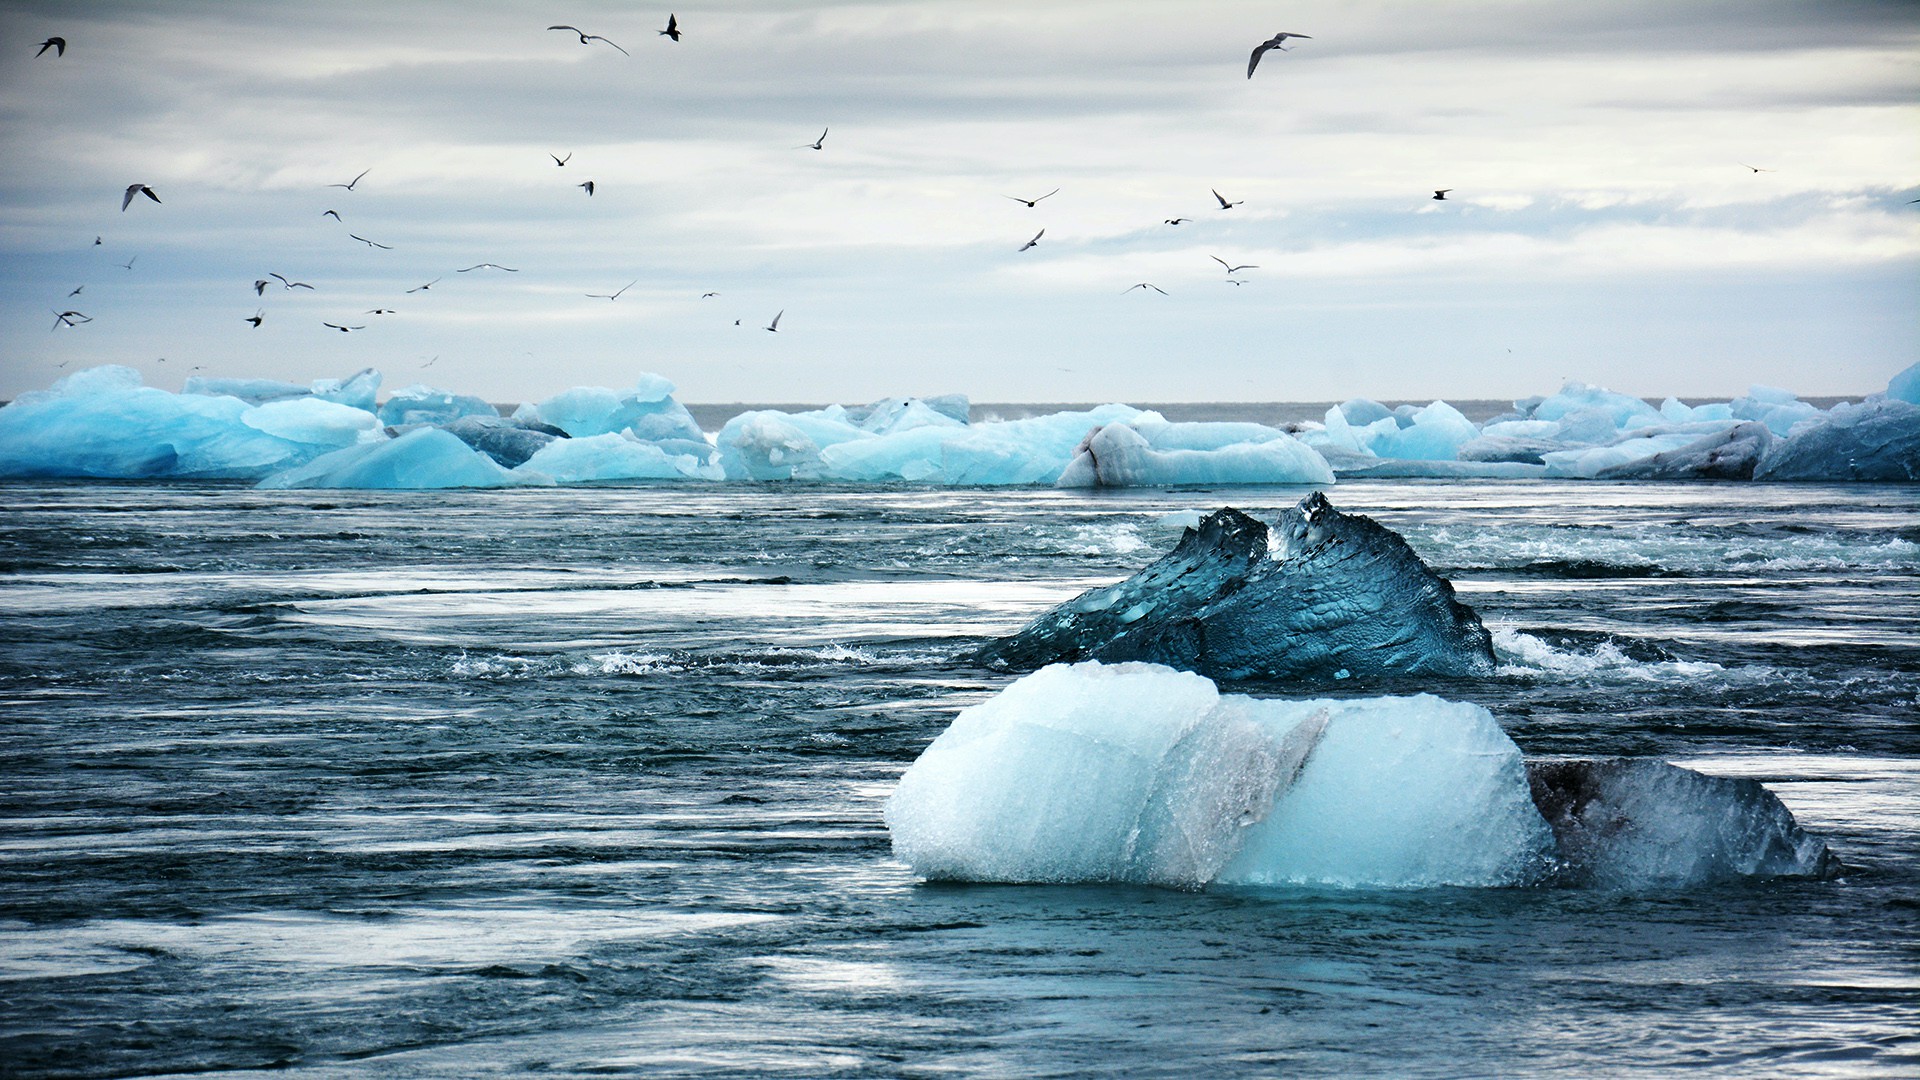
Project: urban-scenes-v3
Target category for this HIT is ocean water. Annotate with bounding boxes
[0,479,1915,1077]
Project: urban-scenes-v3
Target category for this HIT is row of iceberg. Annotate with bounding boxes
[2,363,1914,487]
[885,661,1834,891]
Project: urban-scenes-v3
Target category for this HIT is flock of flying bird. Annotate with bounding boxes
[33,20,1825,357]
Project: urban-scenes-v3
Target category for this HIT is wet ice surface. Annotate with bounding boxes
[1,480,1916,1077]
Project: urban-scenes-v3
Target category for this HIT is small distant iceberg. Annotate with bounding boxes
[977,494,1493,680]
[885,661,1835,891]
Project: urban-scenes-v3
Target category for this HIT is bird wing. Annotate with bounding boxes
[588,35,630,55]
[548,25,580,33]
[1037,188,1060,201]
[121,185,138,211]
[1248,43,1271,79]
[270,272,289,284]
[770,310,782,330]
[1212,188,1229,207]
[1211,255,1230,269]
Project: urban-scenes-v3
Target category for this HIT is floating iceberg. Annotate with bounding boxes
[182,367,380,412]
[1056,419,1333,487]
[258,427,530,489]
[377,383,499,428]
[887,662,1835,891]
[514,431,723,482]
[979,494,1493,680]
[886,662,1553,889]
[0,366,378,480]
[1753,398,1920,482]
[1527,758,1833,887]
[515,375,705,443]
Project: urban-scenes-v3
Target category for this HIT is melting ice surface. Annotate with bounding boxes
[886,662,1832,891]
[1,361,1915,487]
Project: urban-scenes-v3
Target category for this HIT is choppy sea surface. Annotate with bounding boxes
[1,479,1916,1077]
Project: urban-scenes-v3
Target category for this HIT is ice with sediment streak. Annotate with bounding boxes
[885,662,1554,889]
[1056,420,1334,487]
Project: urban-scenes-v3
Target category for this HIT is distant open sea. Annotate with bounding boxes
[1,443,1914,1073]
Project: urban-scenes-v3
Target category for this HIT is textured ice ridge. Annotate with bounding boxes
[976,493,1495,680]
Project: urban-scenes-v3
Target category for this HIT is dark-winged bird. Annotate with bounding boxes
[406,278,441,292]
[1125,283,1168,295]
[366,308,396,315]
[579,180,595,196]
[1211,256,1258,274]
[322,322,365,333]
[68,285,83,297]
[37,37,65,57]
[1212,188,1242,209]
[1247,32,1310,78]
[1165,218,1191,225]
[803,128,827,150]
[660,14,680,41]
[1432,189,1451,200]
[549,25,629,55]
[51,310,90,329]
[245,310,264,328]
[322,210,342,220]
[269,272,314,290]
[121,184,160,211]
[349,234,392,249]
[1006,189,1059,207]
[328,169,370,191]
[253,279,271,295]
[765,310,783,332]
[552,152,571,166]
[1019,229,1044,251]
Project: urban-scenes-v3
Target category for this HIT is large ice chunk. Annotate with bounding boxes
[0,366,370,479]
[514,431,723,482]
[1595,422,1774,480]
[517,375,703,442]
[1055,421,1335,487]
[978,494,1494,679]
[1888,362,1920,405]
[258,427,530,489]
[182,367,380,411]
[886,662,1554,888]
[1753,398,1920,481]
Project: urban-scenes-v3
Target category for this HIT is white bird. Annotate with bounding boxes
[349,234,392,250]
[586,281,636,300]
[458,263,518,272]
[765,310,783,332]
[328,168,370,191]
[1211,256,1258,274]
[121,184,160,211]
[406,278,441,293]
[269,272,314,290]
[1212,188,1242,210]
[1125,283,1168,295]
[1006,188,1059,207]
[1019,229,1044,251]
[549,25,628,55]
[1247,32,1311,78]
[322,322,366,333]
[801,128,828,150]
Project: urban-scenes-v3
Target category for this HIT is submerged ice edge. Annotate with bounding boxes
[2,363,1915,488]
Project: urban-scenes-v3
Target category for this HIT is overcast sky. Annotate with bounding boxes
[1,0,1915,405]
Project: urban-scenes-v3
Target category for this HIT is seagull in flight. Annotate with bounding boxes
[586,280,637,300]
[1432,189,1451,200]
[322,210,342,221]
[1247,32,1310,78]
[406,278,442,292]
[458,263,518,272]
[253,279,271,295]
[67,285,84,297]
[1211,256,1258,274]
[121,184,160,211]
[420,355,438,368]
[552,152,571,166]
[1211,188,1242,209]
[765,310,783,332]
[1125,283,1168,295]
[349,234,393,249]
[93,236,102,245]
[1164,217,1191,225]
[245,310,264,328]
[578,180,595,196]
[328,168,370,191]
[701,291,720,298]
[269,272,314,290]
[116,255,137,270]
[660,14,680,41]
[36,37,66,57]
[802,128,828,150]
[365,308,397,315]
[1740,163,1775,173]
[322,322,366,333]
[1019,229,1045,251]
[1006,188,1059,207]
[548,25,629,55]
[51,310,91,329]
